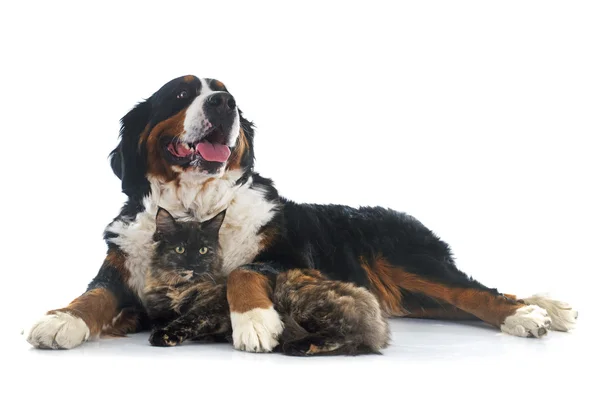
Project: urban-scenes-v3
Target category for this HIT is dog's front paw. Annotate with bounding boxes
[25,312,90,349]
[230,306,283,352]
[149,329,182,347]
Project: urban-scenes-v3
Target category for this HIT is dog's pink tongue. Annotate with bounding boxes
[196,142,231,162]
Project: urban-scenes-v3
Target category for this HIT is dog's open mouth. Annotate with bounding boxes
[165,127,231,164]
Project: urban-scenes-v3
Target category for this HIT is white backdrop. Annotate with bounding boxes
[1,1,598,410]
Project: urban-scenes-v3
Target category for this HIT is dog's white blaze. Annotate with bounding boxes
[500,305,552,338]
[106,169,278,298]
[230,307,284,352]
[182,78,240,146]
[25,312,90,349]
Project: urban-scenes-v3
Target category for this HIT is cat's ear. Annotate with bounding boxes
[155,207,177,235]
[202,209,226,233]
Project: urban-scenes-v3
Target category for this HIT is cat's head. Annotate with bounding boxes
[151,207,226,282]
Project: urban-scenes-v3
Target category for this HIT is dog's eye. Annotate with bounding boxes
[177,90,189,99]
[175,246,185,254]
[199,247,208,255]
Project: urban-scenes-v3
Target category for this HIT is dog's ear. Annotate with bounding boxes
[238,110,255,170]
[109,101,151,198]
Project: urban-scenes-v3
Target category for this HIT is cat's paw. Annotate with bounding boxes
[149,329,182,347]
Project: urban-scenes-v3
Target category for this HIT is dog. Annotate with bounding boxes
[25,75,577,351]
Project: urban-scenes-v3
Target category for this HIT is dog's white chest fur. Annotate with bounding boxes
[106,170,277,297]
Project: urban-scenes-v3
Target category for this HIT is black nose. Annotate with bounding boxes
[206,92,236,114]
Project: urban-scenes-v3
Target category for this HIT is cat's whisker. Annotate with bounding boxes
[201,272,217,284]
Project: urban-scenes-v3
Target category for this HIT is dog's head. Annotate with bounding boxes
[110,75,254,198]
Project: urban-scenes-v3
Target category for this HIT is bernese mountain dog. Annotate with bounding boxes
[25,75,577,352]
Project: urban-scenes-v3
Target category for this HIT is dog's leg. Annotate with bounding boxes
[25,250,142,349]
[362,256,569,337]
[227,263,283,352]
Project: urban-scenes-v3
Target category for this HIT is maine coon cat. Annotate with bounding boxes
[144,207,390,355]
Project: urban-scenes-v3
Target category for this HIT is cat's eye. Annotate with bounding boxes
[175,246,185,254]
[199,247,208,255]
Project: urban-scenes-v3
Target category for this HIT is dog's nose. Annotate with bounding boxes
[206,92,236,114]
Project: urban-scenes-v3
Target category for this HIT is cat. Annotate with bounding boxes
[143,207,390,356]
[143,207,230,345]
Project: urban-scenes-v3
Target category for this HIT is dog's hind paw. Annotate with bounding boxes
[522,294,577,332]
[501,305,552,338]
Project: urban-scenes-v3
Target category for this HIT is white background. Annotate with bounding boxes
[1,1,598,410]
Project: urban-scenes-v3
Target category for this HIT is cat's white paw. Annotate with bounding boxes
[501,305,552,338]
[230,306,283,352]
[25,312,90,349]
[522,294,577,332]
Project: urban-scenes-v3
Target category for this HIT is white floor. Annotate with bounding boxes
[5,316,593,411]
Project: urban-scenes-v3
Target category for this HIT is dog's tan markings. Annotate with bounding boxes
[362,256,527,325]
[258,225,280,252]
[369,259,527,326]
[183,75,196,83]
[102,308,142,337]
[105,249,129,282]
[227,268,273,313]
[360,256,409,316]
[143,109,187,181]
[48,288,118,337]
[50,250,131,337]
[394,275,526,326]
[105,249,125,268]
[211,79,226,90]
[226,127,249,171]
